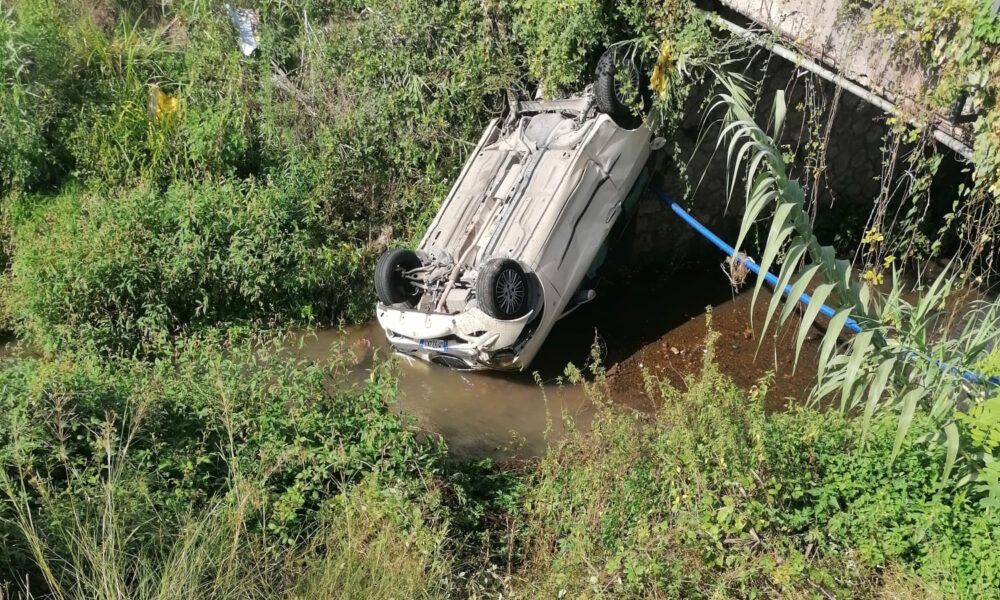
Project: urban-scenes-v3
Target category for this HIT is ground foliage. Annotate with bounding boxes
[502,338,1000,599]
[0,0,524,350]
[0,0,722,353]
[0,330,451,598]
[0,0,998,598]
[1,333,996,598]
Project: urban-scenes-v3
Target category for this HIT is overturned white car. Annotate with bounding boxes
[375,51,657,370]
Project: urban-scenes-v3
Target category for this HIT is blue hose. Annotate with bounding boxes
[659,191,1000,387]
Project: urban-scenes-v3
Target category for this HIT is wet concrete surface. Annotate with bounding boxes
[296,267,825,460]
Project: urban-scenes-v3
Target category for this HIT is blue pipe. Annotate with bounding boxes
[659,191,1000,387]
[659,191,864,333]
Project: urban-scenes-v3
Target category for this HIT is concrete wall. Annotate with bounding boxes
[626,53,891,265]
[716,0,973,150]
[611,1,978,278]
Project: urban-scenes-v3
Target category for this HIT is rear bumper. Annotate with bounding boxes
[376,305,534,370]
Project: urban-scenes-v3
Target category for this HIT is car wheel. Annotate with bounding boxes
[375,249,422,306]
[594,48,650,129]
[477,258,532,320]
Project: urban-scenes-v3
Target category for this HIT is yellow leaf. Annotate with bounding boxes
[148,85,180,121]
[651,40,674,98]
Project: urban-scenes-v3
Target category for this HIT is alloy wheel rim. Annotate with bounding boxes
[496,268,525,314]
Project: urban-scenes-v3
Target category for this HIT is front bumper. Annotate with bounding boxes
[376,304,533,370]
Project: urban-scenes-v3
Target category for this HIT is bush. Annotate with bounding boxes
[4,0,994,597]
[0,1,73,194]
[4,179,371,352]
[0,0,529,349]
[0,329,442,585]
[502,342,999,598]
[2,327,996,598]
[512,0,612,95]
[1,473,451,600]
[1,0,709,350]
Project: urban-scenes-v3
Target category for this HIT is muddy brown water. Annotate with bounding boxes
[294,323,596,460]
[0,333,17,361]
[295,268,824,460]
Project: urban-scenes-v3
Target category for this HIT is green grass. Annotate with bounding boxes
[4,179,366,354]
[2,471,453,600]
[1,330,996,598]
[1,0,998,598]
[0,0,715,352]
[0,328,451,598]
[0,0,524,350]
[495,334,1000,599]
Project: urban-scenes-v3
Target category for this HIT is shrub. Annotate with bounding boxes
[0,0,528,349]
[767,408,1000,596]
[504,339,999,598]
[0,1,73,194]
[1,473,451,600]
[512,0,611,95]
[4,179,371,352]
[0,329,442,584]
[3,326,996,598]
[255,0,522,255]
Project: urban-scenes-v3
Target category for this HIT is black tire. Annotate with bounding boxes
[477,258,532,320]
[594,49,650,129]
[375,249,422,306]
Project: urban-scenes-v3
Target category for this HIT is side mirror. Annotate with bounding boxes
[650,137,667,151]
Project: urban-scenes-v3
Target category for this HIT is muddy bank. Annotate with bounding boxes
[603,292,821,412]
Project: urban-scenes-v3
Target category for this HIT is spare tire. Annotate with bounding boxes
[477,258,532,320]
[375,249,422,307]
[594,48,650,129]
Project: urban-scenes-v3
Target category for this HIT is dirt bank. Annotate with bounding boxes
[603,292,821,412]
[537,266,824,412]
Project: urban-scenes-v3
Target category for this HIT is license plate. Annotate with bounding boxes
[419,339,449,351]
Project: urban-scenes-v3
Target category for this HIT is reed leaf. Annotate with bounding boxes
[795,282,836,370]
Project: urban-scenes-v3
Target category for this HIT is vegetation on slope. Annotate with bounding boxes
[0,0,522,350]
[509,337,999,598]
[2,330,997,598]
[0,0,998,598]
[0,334,448,598]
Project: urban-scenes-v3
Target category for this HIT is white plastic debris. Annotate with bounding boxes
[225,5,259,56]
